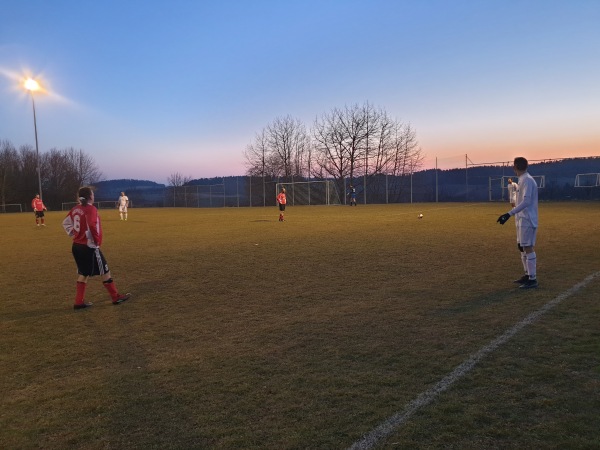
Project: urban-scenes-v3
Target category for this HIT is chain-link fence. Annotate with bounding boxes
[110,159,600,209]
[4,157,596,213]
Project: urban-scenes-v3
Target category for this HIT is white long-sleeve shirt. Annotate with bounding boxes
[509,171,538,227]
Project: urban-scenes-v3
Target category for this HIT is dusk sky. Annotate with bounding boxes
[2,0,599,184]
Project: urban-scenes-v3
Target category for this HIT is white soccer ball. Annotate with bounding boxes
[418,213,423,219]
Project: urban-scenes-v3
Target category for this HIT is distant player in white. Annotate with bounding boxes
[507,178,518,207]
[118,192,129,221]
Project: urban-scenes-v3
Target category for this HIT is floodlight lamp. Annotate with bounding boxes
[24,78,40,92]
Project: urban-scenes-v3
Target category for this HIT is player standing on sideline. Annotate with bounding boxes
[63,186,131,309]
[507,178,518,207]
[118,191,129,221]
[497,157,539,289]
[31,193,47,226]
[348,185,357,206]
[277,187,287,222]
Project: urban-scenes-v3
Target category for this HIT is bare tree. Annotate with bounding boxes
[245,116,310,180]
[244,130,273,206]
[292,126,312,179]
[387,123,423,177]
[312,103,373,190]
[267,115,309,179]
[243,102,422,204]
[313,108,350,182]
[17,145,40,200]
[167,172,192,187]
[44,149,77,206]
[0,140,20,207]
[64,148,103,187]
[244,129,272,177]
[365,107,394,175]
[42,148,104,207]
[0,142,103,209]
[312,102,423,200]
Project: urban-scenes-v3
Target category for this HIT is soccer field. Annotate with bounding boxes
[1,203,599,449]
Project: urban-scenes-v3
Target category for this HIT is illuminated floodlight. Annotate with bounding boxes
[24,78,41,92]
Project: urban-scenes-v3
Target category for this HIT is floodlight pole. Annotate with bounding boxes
[29,91,43,200]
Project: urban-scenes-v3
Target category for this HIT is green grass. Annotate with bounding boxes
[1,203,599,449]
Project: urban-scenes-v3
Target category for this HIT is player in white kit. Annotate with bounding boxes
[118,192,129,221]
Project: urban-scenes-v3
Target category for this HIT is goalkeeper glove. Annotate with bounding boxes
[497,213,511,225]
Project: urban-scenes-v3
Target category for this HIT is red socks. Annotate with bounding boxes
[75,279,121,304]
[75,281,87,305]
[103,279,119,301]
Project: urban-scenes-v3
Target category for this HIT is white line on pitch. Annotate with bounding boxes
[348,271,600,450]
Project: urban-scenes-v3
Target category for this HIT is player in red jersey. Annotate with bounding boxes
[277,187,287,221]
[62,186,131,310]
[31,194,47,226]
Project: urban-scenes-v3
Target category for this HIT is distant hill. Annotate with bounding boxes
[91,156,600,206]
[93,179,166,207]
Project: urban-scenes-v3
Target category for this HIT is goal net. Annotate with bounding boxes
[574,173,600,187]
[275,180,341,206]
[97,200,133,209]
[488,175,545,201]
[532,175,546,188]
[62,200,133,210]
[0,203,23,213]
[488,176,506,201]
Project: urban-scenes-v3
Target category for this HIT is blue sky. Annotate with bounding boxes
[2,0,599,183]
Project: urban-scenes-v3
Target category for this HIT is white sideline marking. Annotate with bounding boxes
[348,272,600,450]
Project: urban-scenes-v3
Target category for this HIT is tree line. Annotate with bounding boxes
[2,101,423,209]
[0,140,102,210]
[243,102,424,196]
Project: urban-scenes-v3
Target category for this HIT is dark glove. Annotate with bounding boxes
[497,213,511,225]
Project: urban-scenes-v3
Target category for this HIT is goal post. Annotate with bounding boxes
[574,173,600,187]
[62,200,134,210]
[488,176,505,201]
[532,175,545,189]
[0,203,23,213]
[488,175,545,201]
[97,200,133,209]
[62,201,78,211]
[275,180,342,206]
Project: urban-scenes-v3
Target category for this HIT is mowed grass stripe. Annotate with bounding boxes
[349,270,600,450]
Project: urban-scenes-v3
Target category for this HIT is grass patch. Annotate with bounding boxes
[1,203,599,448]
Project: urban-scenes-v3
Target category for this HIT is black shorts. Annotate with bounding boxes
[34,211,45,218]
[279,204,286,212]
[72,243,109,277]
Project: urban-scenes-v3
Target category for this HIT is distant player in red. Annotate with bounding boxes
[62,186,130,310]
[31,193,47,226]
[277,187,287,222]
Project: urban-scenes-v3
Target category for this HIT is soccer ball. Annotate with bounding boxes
[418,213,423,219]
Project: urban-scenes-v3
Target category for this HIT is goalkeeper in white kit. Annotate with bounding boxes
[497,157,539,289]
